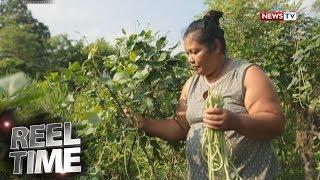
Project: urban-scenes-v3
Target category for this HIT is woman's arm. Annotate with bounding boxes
[203,65,285,140]
[234,65,285,139]
[136,78,192,142]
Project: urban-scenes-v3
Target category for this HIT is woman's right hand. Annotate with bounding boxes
[123,109,146,130]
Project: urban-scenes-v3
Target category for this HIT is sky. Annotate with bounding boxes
[27,0,207,51]
[26,0,316,51]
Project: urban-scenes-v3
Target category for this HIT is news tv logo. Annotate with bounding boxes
[260,11,297,21]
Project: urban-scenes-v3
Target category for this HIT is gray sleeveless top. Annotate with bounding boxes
[185,60,280,180]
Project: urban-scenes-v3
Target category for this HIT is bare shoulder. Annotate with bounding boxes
[180,76,193,100]
[243,65,281,114]
[175,77,193,131]
[244,65,275,92]
[244,65,270,84]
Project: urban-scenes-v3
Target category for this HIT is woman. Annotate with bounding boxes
[125,10,285,179]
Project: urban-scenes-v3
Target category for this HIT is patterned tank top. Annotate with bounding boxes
[185,59,280,180]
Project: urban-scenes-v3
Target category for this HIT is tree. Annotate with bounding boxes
[0,19,45,76]
[0,0,50,41]
[44,34,86,72]
[44,35,116,74]
[83,38,117,72]
[0,0,50,77]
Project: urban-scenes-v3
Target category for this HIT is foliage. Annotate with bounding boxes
[44,36,116,74]
[0,0,50,77]
[25,30,191,179]
[0,72,42,176]
[0,19,46,76]
[0,0,50,40]
[0,0,318,179]
[0,0,117,79]
[44,34,86,73]
[0,72,42,111]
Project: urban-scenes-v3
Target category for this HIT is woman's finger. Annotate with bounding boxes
[205,107,223,114]
[203,118,223,126]
[204,123,221,130]
[204,113,223,120]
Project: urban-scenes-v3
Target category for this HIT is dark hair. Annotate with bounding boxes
[183,10,226,54]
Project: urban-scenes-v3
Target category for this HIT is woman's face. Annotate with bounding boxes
[183,34,220,76]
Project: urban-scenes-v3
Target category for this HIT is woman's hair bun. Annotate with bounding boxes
[203,10,223,26]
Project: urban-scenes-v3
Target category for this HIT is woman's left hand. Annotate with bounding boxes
[203,107,238,131]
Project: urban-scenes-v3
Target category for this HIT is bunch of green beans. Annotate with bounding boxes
[201,89,241,180]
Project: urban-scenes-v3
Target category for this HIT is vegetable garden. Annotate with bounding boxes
[0,0,319,179]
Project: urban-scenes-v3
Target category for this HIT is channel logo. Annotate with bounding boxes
[260,11,297,21]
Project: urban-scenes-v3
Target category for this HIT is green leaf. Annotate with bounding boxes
[305,44,315,52]
[144,97,154,109]
[106,129,116,142]
[276,46,283,51]
[83,112,100,126]
[139,30,145,36]
[104,55,117,68]
[129,51,137,61]
[128,34,137,44]
[126,63,139,74]
[158,52,167,61]
[47,72,59,81]
[156,37,167,50]
[145,30,152,39]
[113,72,128,84]
[132,65,151,81]
[62,68,73,80]
[69,62,81,72]
[294,56,303,65]
[133,93,144,102]
[129,51,141,61]
[270,70,280,77]
[100,72,112,82]
[84,126,95,135]
[75,75,88,84]
[292,49,302,60]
